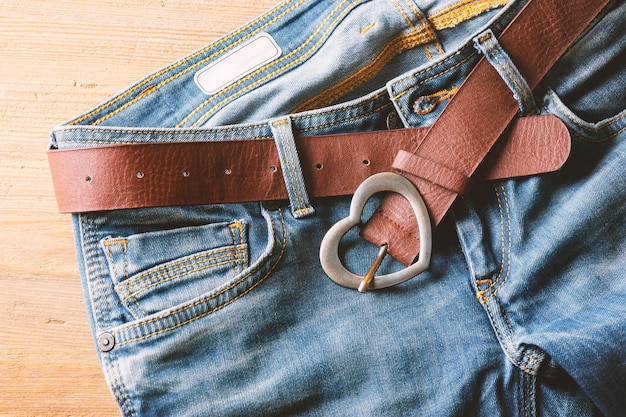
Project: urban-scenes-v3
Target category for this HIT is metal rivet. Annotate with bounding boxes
[386,110,402,130]
[413,96,437,115]
[98,332,115,352]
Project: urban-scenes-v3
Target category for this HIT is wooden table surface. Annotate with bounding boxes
[0,1,277,414]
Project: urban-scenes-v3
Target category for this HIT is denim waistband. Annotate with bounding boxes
[50,0,531,149]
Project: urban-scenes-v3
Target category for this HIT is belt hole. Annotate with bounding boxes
[182,170,190,177]
[269,165,277,173]
[136,171,144,179]
[224,168,232,175]
[85,176,92,183]
[362,159,371,166]
[315,163,323,170]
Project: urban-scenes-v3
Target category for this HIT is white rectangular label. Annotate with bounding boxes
[194,32,282,95]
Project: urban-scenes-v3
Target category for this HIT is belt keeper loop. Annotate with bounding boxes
[392,150,472,197]
[269,116,315,218]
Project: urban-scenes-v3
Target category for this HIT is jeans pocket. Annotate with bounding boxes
[540,0,626,142]
[100,220,249,318]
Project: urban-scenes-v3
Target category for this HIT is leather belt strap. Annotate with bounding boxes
[48,115,568,213]
[361,0,611,265]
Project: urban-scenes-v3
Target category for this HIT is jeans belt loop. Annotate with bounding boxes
[269,116,316,219]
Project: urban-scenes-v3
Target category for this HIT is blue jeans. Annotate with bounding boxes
[50,0,626,415]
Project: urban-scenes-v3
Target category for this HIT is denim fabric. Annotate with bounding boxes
[50,0,626,415]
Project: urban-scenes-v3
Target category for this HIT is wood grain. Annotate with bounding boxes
[0,1,277,415]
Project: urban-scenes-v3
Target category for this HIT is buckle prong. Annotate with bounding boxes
[359,243,388,293]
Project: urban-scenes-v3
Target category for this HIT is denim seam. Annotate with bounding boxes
[405,0,445,57]
[391,93,412,126]
[229,219,245,245]
[229,220,246,273]
[490,182,511,300]
[517,370,530,417]
[390,0,417,34]
[106,348,137,417]
[84,215,116,329]
[473,184,544,376]
[73,0,305,127]
[184,0,363,128]
[539,88,626,142]
[71,78,387,135]
[296,102,395,133]
[55,99,392,145]
[527,370,538,417]
[125,252,248,297]
[123,245,247,288]
[84,215,137,415]
[117,246,248,303]
[483,299,542,376]
[476,183,511,303]
[359,21,376,35]
[597,124,626,141]
[57,90,389,145]
[500,302,544,371]
[82,216,105,326]
[392,39,471,89]
[58,124,268,136]
[124,291,149,318]
[97,220,127,320]
[102,238,129,282]
[545,88,626,131]
[390,0,436,60]
[430,0,509,30]
[521,368,537,417]
[293,89,389,120]
[294,94,387,121]
[112,208,286,345]
[102,238,148,317]
[292,31,435,113]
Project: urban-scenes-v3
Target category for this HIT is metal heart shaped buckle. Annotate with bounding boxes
[319,172,432,292]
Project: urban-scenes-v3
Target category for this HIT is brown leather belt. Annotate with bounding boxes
[48,0,609,264]
[48,116,568,213]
